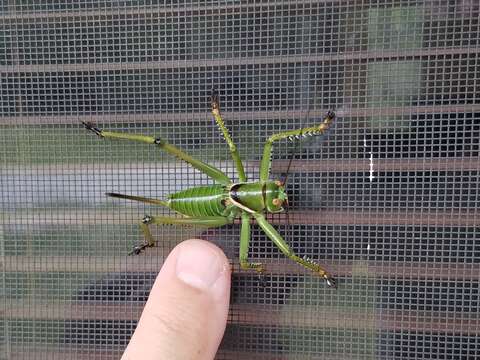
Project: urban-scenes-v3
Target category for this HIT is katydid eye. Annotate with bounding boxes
[272,198,283,207]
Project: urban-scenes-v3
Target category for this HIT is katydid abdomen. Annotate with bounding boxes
[169,184,228,217]
[168,181,286,218]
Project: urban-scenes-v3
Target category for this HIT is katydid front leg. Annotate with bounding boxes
[252,212,336,288]
[259,111,335,182]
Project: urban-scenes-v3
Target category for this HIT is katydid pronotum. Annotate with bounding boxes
[82,90,336,287]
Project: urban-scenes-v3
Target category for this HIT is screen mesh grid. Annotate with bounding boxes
[1,1,479,359]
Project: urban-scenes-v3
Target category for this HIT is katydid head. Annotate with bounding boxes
[265,180,288,213]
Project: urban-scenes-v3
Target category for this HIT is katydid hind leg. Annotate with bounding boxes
[82,122,231,185]
[131,221,157,255]
[253,213,336,288]
[130,215,233,255]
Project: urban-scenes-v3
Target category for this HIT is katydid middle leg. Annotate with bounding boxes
[239,211,264,273]
[210,90,247,182]
[131,215,233,255]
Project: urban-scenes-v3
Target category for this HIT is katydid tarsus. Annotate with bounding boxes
[82,90,337,287]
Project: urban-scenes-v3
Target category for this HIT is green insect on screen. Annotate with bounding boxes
[1,1,479,359]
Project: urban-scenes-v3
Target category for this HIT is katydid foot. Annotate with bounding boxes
[240,259,265,274]
[128,243,154,256]
[81,121,103,137]
[323,273,337,289]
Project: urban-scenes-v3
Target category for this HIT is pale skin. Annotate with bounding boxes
[121,239,231,360]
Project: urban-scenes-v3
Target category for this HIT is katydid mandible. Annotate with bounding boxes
[82,90,336,287]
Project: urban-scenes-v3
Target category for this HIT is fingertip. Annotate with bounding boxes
[175,239,231,299]
[122,239,231,360]
[178,238,231,269]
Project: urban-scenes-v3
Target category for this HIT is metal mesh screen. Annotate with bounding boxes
[1,1,479,359]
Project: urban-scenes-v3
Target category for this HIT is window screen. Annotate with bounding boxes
[1,1,479,359]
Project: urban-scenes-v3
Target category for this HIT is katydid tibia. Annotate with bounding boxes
[82,90,337,288]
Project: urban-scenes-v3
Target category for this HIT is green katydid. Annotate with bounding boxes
[82,90,336,287]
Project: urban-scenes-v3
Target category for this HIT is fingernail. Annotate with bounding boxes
[176,242,226,293]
